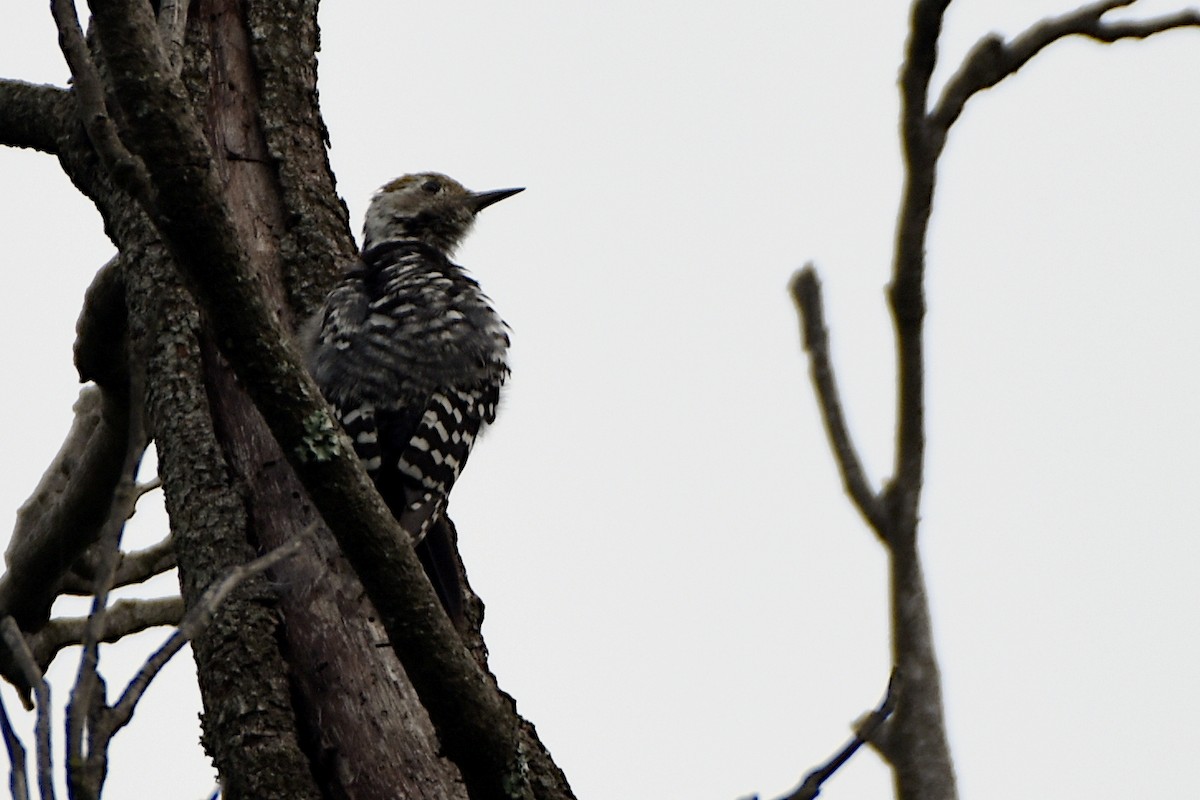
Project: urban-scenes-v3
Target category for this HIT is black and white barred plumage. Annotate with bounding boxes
[303,173,520,617]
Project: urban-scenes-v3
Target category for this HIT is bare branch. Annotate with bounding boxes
[49,0,154,205]
[776,671,899,800]
[890,0,951,540]
[61,534,176,596]
[101,537,303,741]
[113,534,174,586]
[789,266,886,536]
[1,387,130,637]
[931,1,1200,132]
[0,620,54,800]
[0,689,30,800]
[26,598,184,673]
[900,0,952,157]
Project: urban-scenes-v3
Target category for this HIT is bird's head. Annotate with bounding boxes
[361,172,523,254]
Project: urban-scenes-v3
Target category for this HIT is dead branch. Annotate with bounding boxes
[776,671,899,800]
[104,537,304,737]
[53,539,301,799]
[931,0,1200,134]
[61,533,175,596]
[106,533,176,588]
[26,598,184,673]
[1,387,130,637]
[0,687,30,800]
[0,619,54,800]
[789,266,886,536]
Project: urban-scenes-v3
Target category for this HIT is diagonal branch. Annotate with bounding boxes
[60,533,175,595]
[789,266,886,537]
[97,538,302,744]
[777,671,899,800]
[1,387,130,638]
[49,0,154,205]
[0,686,30,800]
[931,0,1200,133]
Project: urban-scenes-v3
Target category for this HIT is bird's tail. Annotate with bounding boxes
[413,519,465,626]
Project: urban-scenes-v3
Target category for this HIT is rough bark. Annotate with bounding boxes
[127,249,323,800]
[87,0,574,796]
[0,0,583,796]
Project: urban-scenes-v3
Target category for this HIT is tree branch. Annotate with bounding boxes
[25,598,184,673]
[0,619,54,800]
[0,80,73,155]
[0,387,130,637]
[60,533,175,596]
[110,531,175,586]
[98,538,303,744]
[867,6,962,797]
[789,266,886,536]
[0,687,30,800]
[931,0,1200,133]
[889,0,952,545]
[776,671,899,800]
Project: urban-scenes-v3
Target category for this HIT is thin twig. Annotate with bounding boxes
[0,686,30,800]
[931,0,1200,133]
[0,619,54,800]
[789,266,886,536]
[776,671,899,800]
[133,476,162,501]
[113,534,176,587]
[103,537,305,738]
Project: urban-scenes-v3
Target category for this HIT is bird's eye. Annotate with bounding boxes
[421,179,441,194]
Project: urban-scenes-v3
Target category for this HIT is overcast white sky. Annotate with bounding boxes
[2,1,1199,798]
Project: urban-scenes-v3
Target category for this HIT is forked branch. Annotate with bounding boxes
[931,1,1200,134]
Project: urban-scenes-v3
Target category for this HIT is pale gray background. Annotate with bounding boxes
[2,1,1198,797]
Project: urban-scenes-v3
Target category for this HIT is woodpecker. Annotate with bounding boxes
[303,172,521,619]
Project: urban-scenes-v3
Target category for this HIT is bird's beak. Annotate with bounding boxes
[470,187,524,213]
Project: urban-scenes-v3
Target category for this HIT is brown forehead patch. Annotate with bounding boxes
[379,172,462,195]
[380,175,421,193]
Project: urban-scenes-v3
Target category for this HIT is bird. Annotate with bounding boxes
[302,172,521,621]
